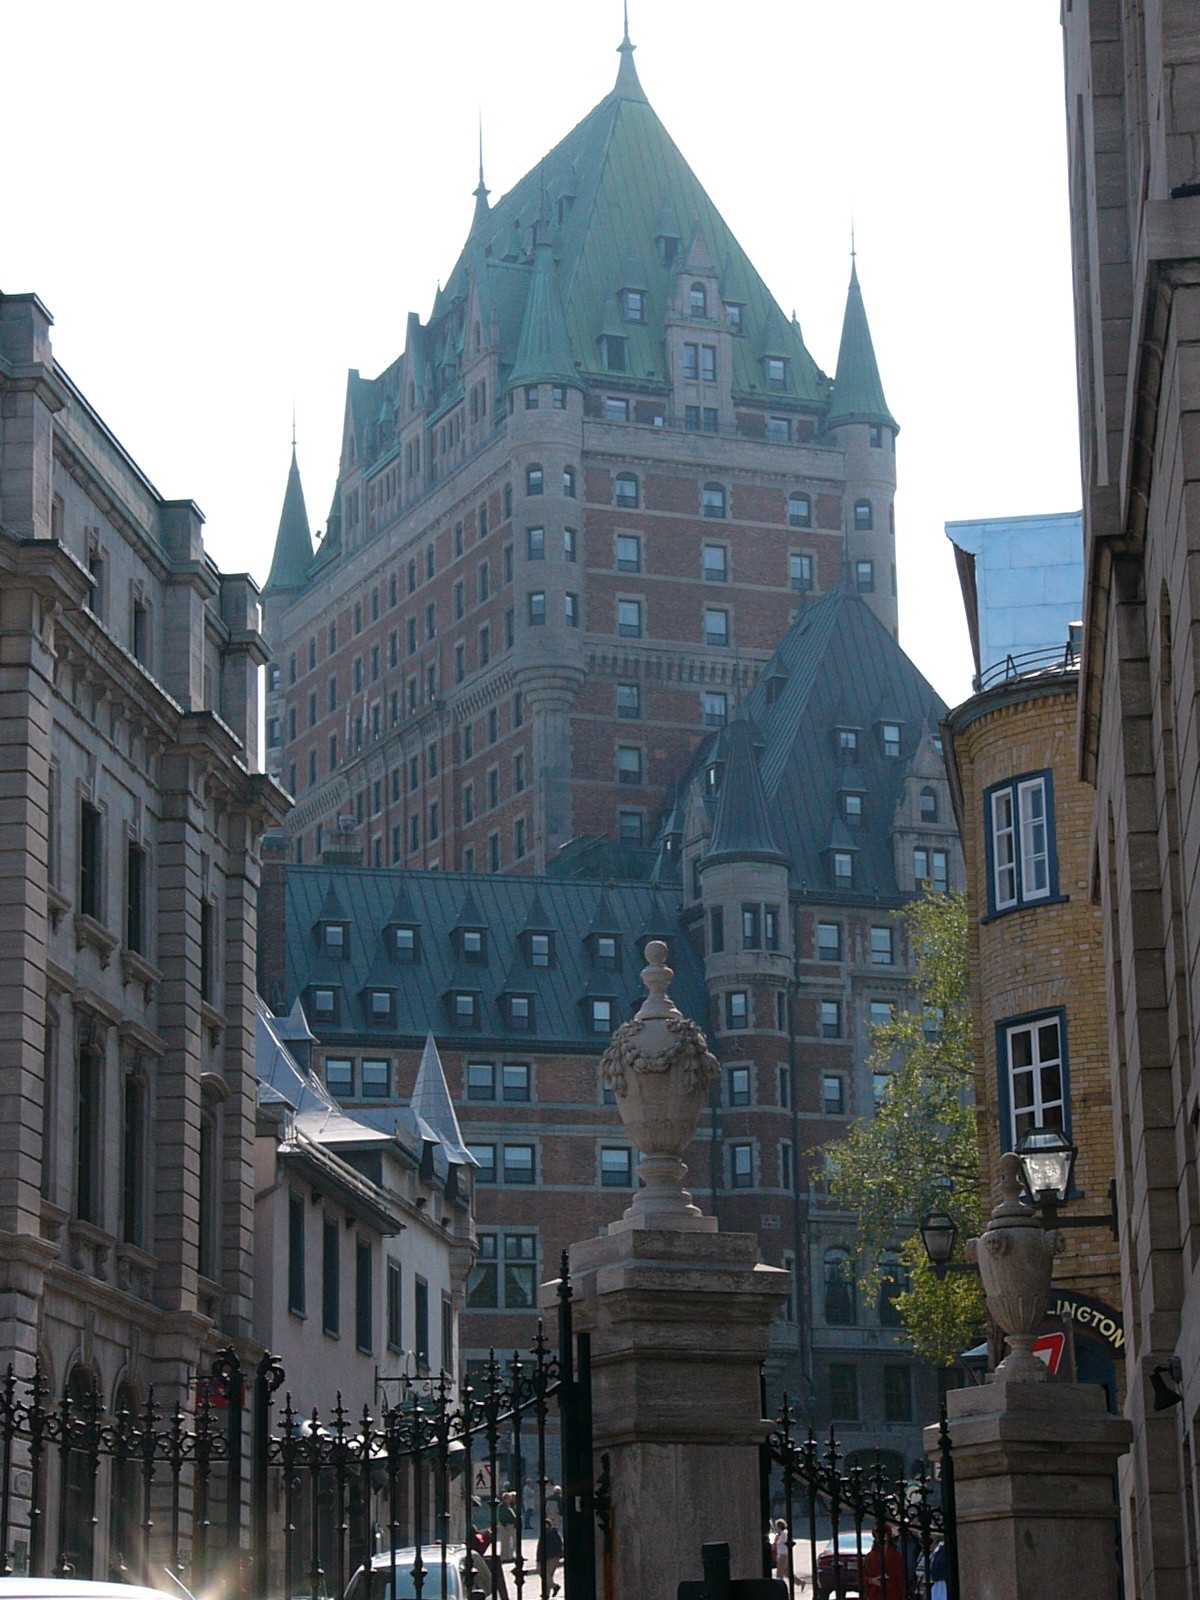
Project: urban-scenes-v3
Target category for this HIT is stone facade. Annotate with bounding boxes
[1063,3,1200,1594]
[945,674,1122,1388]
[0,291,287,1573]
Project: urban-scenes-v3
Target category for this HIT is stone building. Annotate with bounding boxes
[260,28,900,877]
[259,586,963,1474]
[943,515,1121,1398]
[0,291,287,1573]
[1063,4,1200,1593]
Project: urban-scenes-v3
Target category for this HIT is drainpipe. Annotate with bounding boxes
[790,899,816,1414]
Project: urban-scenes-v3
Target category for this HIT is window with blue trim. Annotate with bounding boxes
[986,771,1056,913]
[1000,1011,1068,1150]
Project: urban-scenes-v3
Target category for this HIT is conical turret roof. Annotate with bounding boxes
[827,262,896,430]
[705,718,788,867]
[264,447,313,594]
[410,1033,474,1166]
[505,239,582,392]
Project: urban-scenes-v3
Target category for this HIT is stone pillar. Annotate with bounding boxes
[547,942,789,1600]
[925,1380,1131,1600]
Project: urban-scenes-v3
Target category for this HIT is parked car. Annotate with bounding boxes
[815,1529,875,1597]
[345,1546,473,1600]
[0,1586,187,1600]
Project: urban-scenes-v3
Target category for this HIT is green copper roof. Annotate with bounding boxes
[826,263,896,430]
[438,49,828,405]
[505,239,582,392]
[705,717,787,867]
[265,447,313,593]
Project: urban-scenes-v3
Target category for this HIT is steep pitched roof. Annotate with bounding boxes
[826,263,896,430]
[410,1033,474,1165]
[505,239,582,392]
[264,448,314,593]
[705,717,788,867]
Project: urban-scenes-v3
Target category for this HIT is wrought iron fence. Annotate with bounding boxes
[0,1262,594,1600]
[763,1395,959,1600]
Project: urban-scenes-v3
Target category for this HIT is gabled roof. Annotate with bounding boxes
[264,448,314,594]
[826,263,896,430]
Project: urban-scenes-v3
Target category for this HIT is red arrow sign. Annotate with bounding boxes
[1032,1332,1066,1375]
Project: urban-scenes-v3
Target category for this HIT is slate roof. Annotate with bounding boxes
[660,589,946,904]
[282,867,705,1049]
[705,717,787,866]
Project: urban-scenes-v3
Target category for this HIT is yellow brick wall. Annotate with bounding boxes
[949,680,1121,1315]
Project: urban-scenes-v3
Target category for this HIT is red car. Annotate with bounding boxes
[816,1530,874,1596]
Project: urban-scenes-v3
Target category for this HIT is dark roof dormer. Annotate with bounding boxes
[314,886,350,957]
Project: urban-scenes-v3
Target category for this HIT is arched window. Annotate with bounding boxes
[920,787,938,823]
[689,282,707,317]
[824,1247,857,1326]
[878,1253,907,1327]
[615,473,639,510]
[525,464,544,497]
[788,493,812,529]
[702,483,727,519]
[62,1367,99,1576]
[854,499,874,531]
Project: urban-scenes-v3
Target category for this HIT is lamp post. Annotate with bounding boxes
[1014,1128,1118,1239]
[918,1209,960,1281]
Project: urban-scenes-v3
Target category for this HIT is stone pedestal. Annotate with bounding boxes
[925,1378,1132,1600]
[557,1226,789,1600]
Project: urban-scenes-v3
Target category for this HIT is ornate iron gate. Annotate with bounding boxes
[0,1268,594,1600]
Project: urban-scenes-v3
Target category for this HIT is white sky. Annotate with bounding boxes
[3,0,1080,708]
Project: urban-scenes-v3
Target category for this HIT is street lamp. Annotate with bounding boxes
[918,1209,959,1281]
[1015,1127,1076,1206]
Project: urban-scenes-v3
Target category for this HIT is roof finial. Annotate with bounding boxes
[472,109,490,218]
[291,403,297,455]
[621,0,632,50]
[850,215,857,263]
[613,0,646,99]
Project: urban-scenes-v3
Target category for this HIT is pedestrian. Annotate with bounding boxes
[523,1480,535,1532]
[862,1524,906,1598]
[497,1490,518,1561]
[536,1518,563,1597]
[548,1483,564,1518]
[928,1539,948,1600]
[769,1518,792,1585]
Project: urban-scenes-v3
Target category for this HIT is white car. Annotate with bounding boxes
[344,1546,474,1600]
[0,1585,187,1600]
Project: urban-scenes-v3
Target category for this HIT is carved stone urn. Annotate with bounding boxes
[967,1151,1064,1380]
[600,940,719,1230]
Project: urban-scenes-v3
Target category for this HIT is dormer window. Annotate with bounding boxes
[461,929,487,963]
[602,335,628,373]
[880,723,902,758]
[368,989,393,1020]
[705,761,724,797]
[590,999,613,1035]
[836,728,858,754]
[843,793,864,827]
[394,925,418,961]
[594,935,619,970]
[920,787,938,822]
[452,992,479,1029]
[529,933,552,968]
[310,987,338,1022]
[764,357,788,392]
[507,995,533,1032]
[689,283,708,317]
[322,923,348,956]
[624,290,646,323]
[724,302,743,331]
[832,852,854,887]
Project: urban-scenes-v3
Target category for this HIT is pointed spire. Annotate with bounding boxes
[827,260,897,431]
[471,111,490,229]
[410,1033,474,1166]
[705,718,788,867]
[505,233,582,393]
[264,443,314,594]
[613,2,647,102]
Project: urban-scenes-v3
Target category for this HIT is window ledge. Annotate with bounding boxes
[121,948,162,991]
[67,1217,115,1282]
[74,913,119,967]
[115,1240,157,1300]
[200,1000,227,1035]
[40,1198,70,1248]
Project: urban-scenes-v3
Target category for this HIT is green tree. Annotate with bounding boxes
[825,890,985,1364]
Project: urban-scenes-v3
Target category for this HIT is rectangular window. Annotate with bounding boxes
[816,921,841,961]
[604,397,629,423]
[873,1070,891,1110]
[870,1000,894,1029]
[703,690,727,727]
[467,1062,495,1101]
[730,1142,753,1189]
[467,1235,498,1307]
[528,591,546,626]
[502,1062,531,1101]
[618,809,644,844]
[288,1190,306,1315]
[616,682,641,719]
[703,406,718,432]
[565,592,580,627]
[468,1143,497,1184]
[727,991,749,1030]
[685,404,700,431]
[361,1059,390,1097]
[779,1140,794,1191]
[325,1058,353,1096]
[768,415,790,443]
[616,534,641,573]
[855,560,875,592]
[355,1239,372,1353]
[764,906,780,952]
[729,1066,751,1106]
[742,905,761,950]
[503,1144,535,1184]
[709,907,725,954]
[703,544,728,583]
[932,849,949,892]
[704,607,729,647]
[387,1259,402,1351]
[80,801,102,919]
[683,342,699,380]
[617,745,643,785]
[823,1074,845,1116]
[765,357,787,391]
[832,851,853,885]
[1004,1012,1067,1147]
[601,1146,633,1187]
[883,1365,913,1424]
[322,1216,340,1337]
[789,552,813,592]
[591,999,613,1034]
[125,842,146,954]
[989,774,1053,911]
[914,848,929,885]
[870,926,894,965]
[441,1291,454,1375]
[820,1000,841,1039]
[829,1364,859,1421]
[527,526,545,560]
[777,1062,791,1108]
[701,345,717,382]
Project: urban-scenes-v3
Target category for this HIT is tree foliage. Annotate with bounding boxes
[824,890,986,1364]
